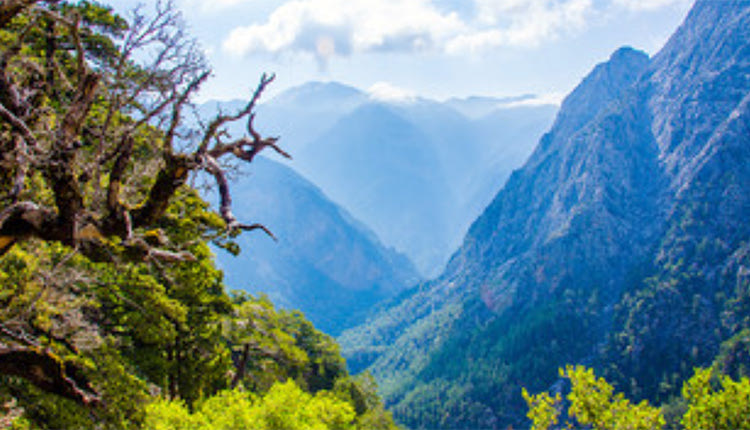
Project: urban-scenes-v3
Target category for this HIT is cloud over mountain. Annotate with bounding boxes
[221,0,689,66]
[222,0,596,64]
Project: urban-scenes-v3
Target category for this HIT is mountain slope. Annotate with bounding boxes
[340,1,750,428]
[255,81,368,154]
[214,157,418,335]
[289,94,555,276]
[340,46,655,428]
[295,102,457,276]
[601,0,750,401]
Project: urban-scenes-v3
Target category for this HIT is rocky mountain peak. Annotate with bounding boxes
[549,46,649,142]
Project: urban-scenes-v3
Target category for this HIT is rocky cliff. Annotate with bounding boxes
[340,1,750,428]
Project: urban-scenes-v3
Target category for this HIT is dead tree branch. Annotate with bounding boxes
[0,346,100,406]
[0,1,284,261]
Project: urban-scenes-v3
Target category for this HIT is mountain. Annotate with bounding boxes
[444,94,537,119]
[214,156,418,336]
[339,1,750,428]
[294,101,458,275]
[259,86,557,276]
[255,81,369,154]
[199,84,555,333]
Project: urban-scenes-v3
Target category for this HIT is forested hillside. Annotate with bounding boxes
[340,1,750,428]
[0,1,396,428]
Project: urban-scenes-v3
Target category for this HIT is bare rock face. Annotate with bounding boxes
[340,1,750,428]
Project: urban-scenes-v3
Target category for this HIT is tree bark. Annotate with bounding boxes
[231,343,251,388]
[0,346,99,406]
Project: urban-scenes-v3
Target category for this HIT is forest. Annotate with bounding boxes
[0,1,396,428]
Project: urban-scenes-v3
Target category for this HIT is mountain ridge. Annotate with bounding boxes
[204,82,558,277]
[340,1,750,427]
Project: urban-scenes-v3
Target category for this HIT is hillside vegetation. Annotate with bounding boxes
[0,1,396,428]
[340,1,750,428]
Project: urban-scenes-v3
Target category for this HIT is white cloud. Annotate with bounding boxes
[498,92,566,108]
[222,0,597,62]
[223,0,463,62]
[446,0,592,52]
[613,0,691,11]
[367,82,418,103]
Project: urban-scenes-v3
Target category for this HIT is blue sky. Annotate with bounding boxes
[107,0,693,103]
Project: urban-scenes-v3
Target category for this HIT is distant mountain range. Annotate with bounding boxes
[339,1,750,428]
[252,84,557,277]
[204,82,556,334]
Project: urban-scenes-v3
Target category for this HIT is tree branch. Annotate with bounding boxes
[197,72,276,155]
[106,134,135,214]
[201,154,276,240]
[130,154,191,228]
[231,343,251,388]
[0,0,37,29]
[0,202,61,256]
[0,101,37,147]
[0,346,100,407]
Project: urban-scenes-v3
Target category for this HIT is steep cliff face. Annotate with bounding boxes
[603,0,750,401]
[340,1,750,428]
[452,46,656,311]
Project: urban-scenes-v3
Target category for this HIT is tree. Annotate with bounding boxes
[0,4,400,429]
[524,365,750,430]
[680,367,750,430]
[144,380,357,430]
[523,365,664,430]
[0,0,285,410]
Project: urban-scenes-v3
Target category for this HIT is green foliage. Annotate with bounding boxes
[523,365,665,430]
[0,2,400,429]
[681,367,750,430]
[522,388,560,430]
[524,366,750,430]
[334,374,398,430]
[0,207,396,429]
[523,366,663,430]
[0,236,397,429]
[564,365,664,430]
[377,290,600,429]
[144,380,356,430]
[229,293,347,394]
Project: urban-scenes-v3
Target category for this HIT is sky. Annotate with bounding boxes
[106,0,694,103]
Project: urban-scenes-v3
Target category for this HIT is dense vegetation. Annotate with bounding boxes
[0,1,397,428]
[524,365,750,430]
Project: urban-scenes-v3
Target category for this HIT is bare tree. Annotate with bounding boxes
[0,0,286,405]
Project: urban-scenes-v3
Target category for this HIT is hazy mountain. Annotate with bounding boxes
[203,83,556,277]
[444,94,537,119]
[258,86,556,276]
[340,1,750,428]
[201,81,556,331]
[293,102,456,276]
[214,156,418,336]
[255,81,368,154]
